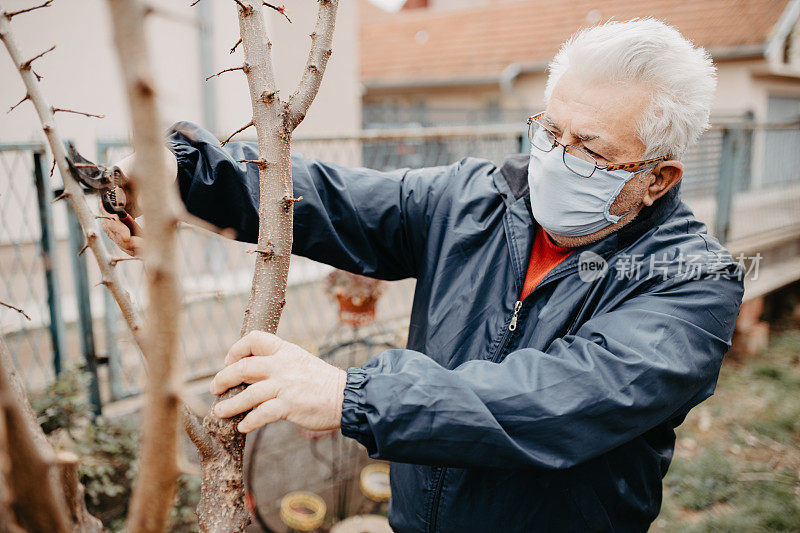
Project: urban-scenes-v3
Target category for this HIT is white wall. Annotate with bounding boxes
[0,0,360,161]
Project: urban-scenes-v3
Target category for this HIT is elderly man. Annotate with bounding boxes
[103,18,743,533]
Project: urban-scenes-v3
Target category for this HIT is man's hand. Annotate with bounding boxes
[97,148,177,256]
[100,187,143,256]
[99,154,142,256]
[210,331,347,434]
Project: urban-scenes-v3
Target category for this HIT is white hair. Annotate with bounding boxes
[544,18,717,159]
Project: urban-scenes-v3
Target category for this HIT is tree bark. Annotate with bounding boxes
[195,2,338,531]
[106,0,184,532]
[0,336,71,532]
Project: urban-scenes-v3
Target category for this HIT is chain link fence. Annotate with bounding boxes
[2,120,800,406]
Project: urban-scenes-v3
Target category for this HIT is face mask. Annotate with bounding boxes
[527,144,642,237]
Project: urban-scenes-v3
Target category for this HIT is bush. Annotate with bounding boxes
[31,366,199,532]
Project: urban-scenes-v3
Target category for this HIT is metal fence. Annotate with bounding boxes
[2,119,799,408]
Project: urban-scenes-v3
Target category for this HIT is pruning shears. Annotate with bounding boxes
[66,142,141,236]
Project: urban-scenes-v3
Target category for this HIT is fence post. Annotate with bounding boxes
[65,205,102,415]
[32,151,67,376]
[715,127,744,243]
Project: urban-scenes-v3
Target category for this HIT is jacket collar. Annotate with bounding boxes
[493,153,682,253]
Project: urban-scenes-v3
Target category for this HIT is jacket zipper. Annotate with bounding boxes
[429,298,523,532]
[427,253,604,531]
[428,467,447,533]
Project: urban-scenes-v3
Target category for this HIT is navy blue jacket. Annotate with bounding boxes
[167,122,743,532]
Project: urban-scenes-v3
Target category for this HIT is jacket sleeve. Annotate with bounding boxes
[166,121,457,280]
[341,271,744,469]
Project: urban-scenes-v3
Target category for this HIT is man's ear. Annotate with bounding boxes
[642,160,683,206]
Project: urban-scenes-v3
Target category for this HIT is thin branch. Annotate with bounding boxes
[182,407,217,459]
[237,157,268,168]
[3,0,53,19]
[51,191,68,203]
[109,256,142,266]
[7,93,28,113]
[0,338,72,532]
[220,120,253,146]
[107,0,184,530]
[20,44,54,70]
[232,0,249,12]
[286,1,338,131]
[30,67,42,81]
[0,301,30,321]
[51,107,105,119]
[229,37,241,54]
[0,5,145,351]
[204,64,248,81]
[263,2,290,23]
[48,158,55,177]
[189,0,201,5]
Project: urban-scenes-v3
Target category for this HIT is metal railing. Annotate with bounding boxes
[2,119,799,407]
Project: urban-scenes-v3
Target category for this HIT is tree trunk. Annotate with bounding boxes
[195,2,338,531]
[106,1,184,531]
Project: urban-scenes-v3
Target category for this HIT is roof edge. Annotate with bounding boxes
[362,45,768,90]
[765,0,800,60]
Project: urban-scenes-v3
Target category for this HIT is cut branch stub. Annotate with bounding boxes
[282,194,303,213]
[237,158,269,169]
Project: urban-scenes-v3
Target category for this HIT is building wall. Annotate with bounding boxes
[0,0,360,161]
[363,59,800,126]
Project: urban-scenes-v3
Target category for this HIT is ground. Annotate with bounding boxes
[652,325,800,532]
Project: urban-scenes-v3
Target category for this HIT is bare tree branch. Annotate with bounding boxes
[286,0,338,131]
[220,120,253,146]
[51,106,105,118]
[204,63,248,81]
[229,37,241,54]
[56,451,102,532]
[263,2,290,23]
[0,4,145,350]
[237,157,268,168]
[190,2,339,530]
[3,0,52,19]
[107,0,184,531]
[182,406,218,459]
[20,44,54,70]
[109,255,142,266]
[0,337,71,532]
[232,0,249,12]
[7,93,27,113]
[0,301,30,321]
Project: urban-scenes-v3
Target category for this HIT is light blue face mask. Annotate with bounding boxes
[527,143,644,237]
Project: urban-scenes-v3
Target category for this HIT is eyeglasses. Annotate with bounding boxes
[526,112,667,178]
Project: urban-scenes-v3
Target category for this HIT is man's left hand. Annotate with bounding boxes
[210,331,347,434]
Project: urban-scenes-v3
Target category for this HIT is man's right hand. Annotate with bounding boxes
[99,154,143,256]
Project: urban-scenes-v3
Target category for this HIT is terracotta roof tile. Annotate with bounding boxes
[360,0,791,86]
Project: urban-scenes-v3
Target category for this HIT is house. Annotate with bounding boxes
[360,0,800,127]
